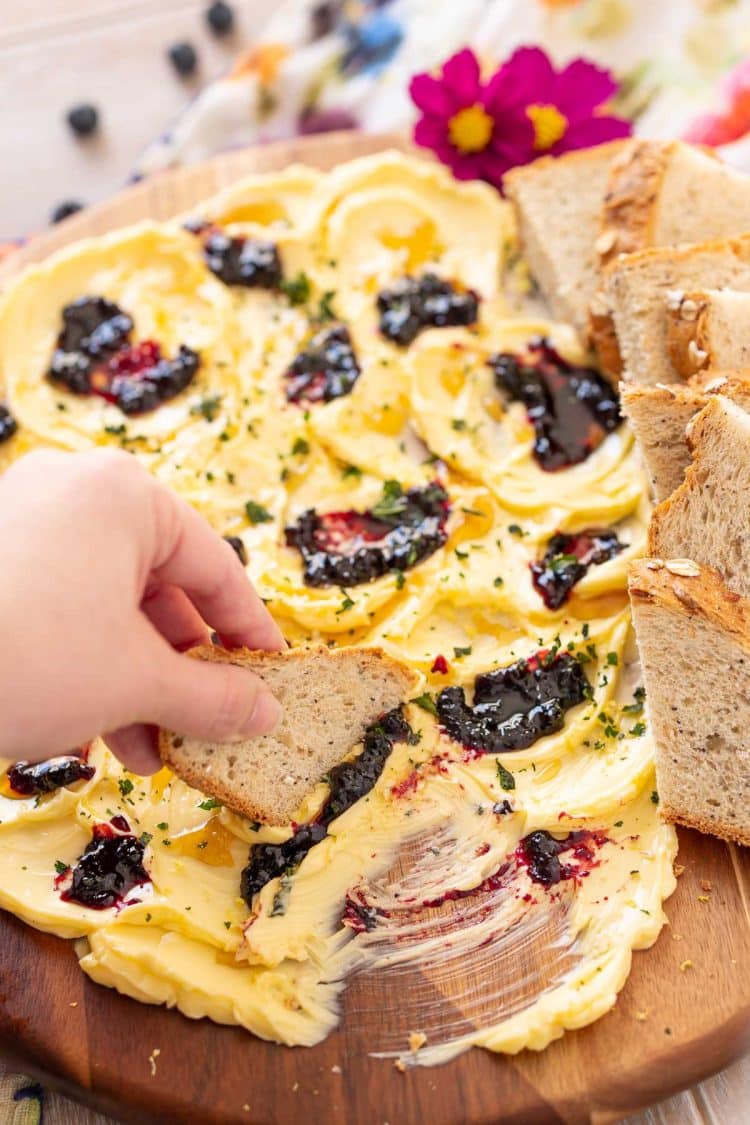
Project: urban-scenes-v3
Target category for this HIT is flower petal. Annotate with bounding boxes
[552,58,619,118]
[489,111,536,159]
[441,48,483,104]
[413,115,449,150]
[554,114,632,154]
[485,46,556,113]
[409,72,457,118]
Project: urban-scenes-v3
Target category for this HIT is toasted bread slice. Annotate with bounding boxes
[159,644,420,825]
[593,235,750,384]
[622,371,750,501]
[629,558,750,846]
[666,289,750,378]
[504,140,631,340]
[648,395,750,596]
[597,140,750,266]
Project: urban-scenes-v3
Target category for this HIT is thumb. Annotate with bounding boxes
[146,643,283,742]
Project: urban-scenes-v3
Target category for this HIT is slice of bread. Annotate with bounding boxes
[621,381,710,502]
[648,395,750,596]
[159,644,420,825]
[597,140,750,267]
[622,371,750,501]
[504,140,631,340]
[666,289,750,378]
[593,235,750,384]
[629,558,750,846]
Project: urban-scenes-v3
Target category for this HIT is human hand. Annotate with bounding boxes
[0,449,285,774]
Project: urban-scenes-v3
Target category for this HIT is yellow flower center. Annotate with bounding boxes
[527,103,568,150]
[448,104,494,153]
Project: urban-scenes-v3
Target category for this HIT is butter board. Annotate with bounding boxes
[0,132,748,1125]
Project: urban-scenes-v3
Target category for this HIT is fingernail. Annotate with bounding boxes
[244,690,283,737]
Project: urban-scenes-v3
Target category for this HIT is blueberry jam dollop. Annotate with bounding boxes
[240,708,414,907]
[202,230,282,289]
[285,480,450,587]
[0,404,18,444]
[531,528,624,610]
[489,338,620,471]
[61,824,149,909]
[437,651,588,753]
[48,296,200,414]
[284,324,361,405]
[377,272,479,346]
[516,828,606,888]
[7,755,95,797]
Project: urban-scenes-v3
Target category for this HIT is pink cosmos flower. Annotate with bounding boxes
[409,46,632,189]
[684,56,750,148]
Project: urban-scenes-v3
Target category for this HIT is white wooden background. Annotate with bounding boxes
[0,1,747,1122]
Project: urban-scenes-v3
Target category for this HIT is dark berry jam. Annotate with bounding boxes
[224,535,248,565]
[377,272,479,346]
[61,826,148,909]
[531,528,624,610]
[202,230,282,289]
[284,325,361,405]
[48,297,200,414]
[516,828,607,887]
[6,755,95,796]
[240,708,414,907]
[0,404,18,444]
[489,338,620,471]
[285,481,450,587]
[436,651,588,753]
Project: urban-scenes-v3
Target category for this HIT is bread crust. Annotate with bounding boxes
[665,291,711,379]
[503,139,630,197]
[629,558,750,654]
[661,802,750,847]
[598,140,674,267]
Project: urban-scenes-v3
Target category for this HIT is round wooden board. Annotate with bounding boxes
[1,131,749,1125]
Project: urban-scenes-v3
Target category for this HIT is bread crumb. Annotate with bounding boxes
[646,559,665,570]
[408,1031,427,1052]
[697,894,710,903]
[243,1106,250,1113]
[671,931,683,941]
[680,959,694,972]
[331,1065,342,1074]
[394,1058,407,1073]
[148,1048,160,1078]
[674,864,685,877]
[292,1083,299,1092]
[634,1009,649,1021]
[700,879,713,892]
[69,1001,78,1007]
[665,559,701,577]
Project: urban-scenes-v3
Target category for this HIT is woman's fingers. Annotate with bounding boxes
[103,723,162,775]
[134,627,282,744]
[141,583,211,652]
[148,484,285,652]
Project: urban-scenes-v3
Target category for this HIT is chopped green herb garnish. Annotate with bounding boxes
[190,394,223,422]
[291,436,310,457]
[410,692,438,717]
[54,860,68,875]
[496,762,515,791]
[279,271,311,306]
[453,645,472,658]
[245,500,273,525]
[118,778,134,797]
[198,797,222,811]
